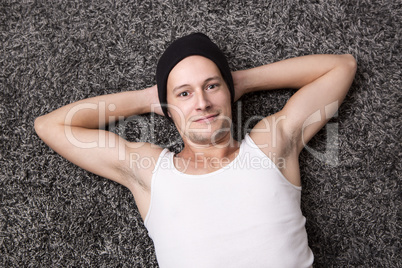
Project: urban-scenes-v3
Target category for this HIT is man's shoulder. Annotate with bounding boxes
[249,112,292,154]
[248,113,301,186]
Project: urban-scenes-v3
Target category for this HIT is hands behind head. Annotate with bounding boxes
[148,85,164,116]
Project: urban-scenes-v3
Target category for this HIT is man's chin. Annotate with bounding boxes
[186,129,231,147]
[179,117,232,146]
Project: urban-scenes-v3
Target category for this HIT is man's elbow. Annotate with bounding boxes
[342,54,357,73]
[34,115,50,139]
[34,116,44,137]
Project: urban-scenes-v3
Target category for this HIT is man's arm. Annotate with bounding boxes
[233,54,357,153]
[34,85,163,189]
[233,54,356,186]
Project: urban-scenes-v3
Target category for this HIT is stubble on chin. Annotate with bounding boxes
[186,118,231,146]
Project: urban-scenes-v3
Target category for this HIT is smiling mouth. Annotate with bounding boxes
[193,114,219,123]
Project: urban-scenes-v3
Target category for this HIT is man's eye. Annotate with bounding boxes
[207,84,218,90]
[179,91,189,97]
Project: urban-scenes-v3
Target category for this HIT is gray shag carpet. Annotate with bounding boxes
[1,0,401,267]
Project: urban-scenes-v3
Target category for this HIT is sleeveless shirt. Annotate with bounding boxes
[144,134,314,267]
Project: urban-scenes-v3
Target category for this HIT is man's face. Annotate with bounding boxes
[166,56,232,146]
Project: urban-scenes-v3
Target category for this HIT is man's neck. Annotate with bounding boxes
[178,133,240,160]
[173,133,241,175]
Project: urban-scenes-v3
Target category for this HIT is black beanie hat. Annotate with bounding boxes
[156,33,234,119]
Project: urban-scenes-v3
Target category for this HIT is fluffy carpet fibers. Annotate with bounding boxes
[1,0,400,267]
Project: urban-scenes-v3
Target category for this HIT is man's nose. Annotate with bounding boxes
[195,90,211,111]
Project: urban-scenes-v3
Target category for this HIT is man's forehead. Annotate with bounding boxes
[168,56,222,88]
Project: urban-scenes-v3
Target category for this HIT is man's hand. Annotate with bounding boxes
[231,70,249,102]
[147,85,164,116]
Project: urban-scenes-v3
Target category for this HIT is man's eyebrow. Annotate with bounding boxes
[172,76,222,93]
[173,84,191,94]
[204,76,221,84]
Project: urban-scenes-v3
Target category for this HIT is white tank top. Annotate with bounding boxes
[144,134,314,268]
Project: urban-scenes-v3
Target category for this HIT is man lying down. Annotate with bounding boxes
[35,33,356,267]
